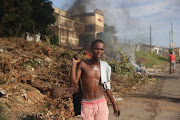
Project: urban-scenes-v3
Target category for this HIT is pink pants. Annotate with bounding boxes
[81,96,109,120]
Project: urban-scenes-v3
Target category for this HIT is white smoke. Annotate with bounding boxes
[66,0,147,65]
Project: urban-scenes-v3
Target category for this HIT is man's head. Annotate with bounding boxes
[91,39,105,49]
[91,39,105,60]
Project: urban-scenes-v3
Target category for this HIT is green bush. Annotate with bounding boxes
[50,34,59,45]
[109,49,148,83]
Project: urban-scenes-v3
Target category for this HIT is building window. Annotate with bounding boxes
[85,25,94,32]
[69,31,73,38]
[61,37,65,42]
[61,29,64,36]
[70,39,73,43]
[96,25,103,32]
[75,40,78,43]
[61,17,64,25]
[69,21,73,28]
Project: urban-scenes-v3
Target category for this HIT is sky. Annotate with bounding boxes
[50,0,180,48]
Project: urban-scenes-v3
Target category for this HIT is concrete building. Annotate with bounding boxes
[135,44,163,55]
[174,48,180,56]
[73,9,104,37]
[73,9,104,47]
[152,46,163,55]
[51,7,84,47]
[50,7,104,48]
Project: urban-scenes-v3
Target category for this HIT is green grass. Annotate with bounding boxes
[135,51,169,67]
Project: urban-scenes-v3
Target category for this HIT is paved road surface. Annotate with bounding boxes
[109,63,180,120]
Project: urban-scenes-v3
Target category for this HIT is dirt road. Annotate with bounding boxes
[73,63,180,120]
[109,63,180,120]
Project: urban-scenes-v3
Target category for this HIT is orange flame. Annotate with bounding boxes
[85,46,92,59]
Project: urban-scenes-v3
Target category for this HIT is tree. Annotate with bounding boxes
[104,24,116,34]
[0,0,33,37]
[0,0,55,37]
[31,0,55,35]
[97,24,117,45]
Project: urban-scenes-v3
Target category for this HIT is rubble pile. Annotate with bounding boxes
[0,38,85,119]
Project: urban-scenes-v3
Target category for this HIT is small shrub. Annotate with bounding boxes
[50,34,59,45]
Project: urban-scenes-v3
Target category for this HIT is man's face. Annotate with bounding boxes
[91,42,105,60]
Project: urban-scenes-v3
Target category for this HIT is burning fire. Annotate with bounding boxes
[85,47,92,59]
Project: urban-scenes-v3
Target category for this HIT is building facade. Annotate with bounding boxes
[135,44,163,55]
[51,7,84,47]
[174,48,180,56]
[50,7,104,48]
[73,9,104,37]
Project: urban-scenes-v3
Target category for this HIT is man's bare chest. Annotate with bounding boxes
[82,64,101,78]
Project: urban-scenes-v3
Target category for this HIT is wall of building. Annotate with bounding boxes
[50,7,104,48]
[75,10,104,35]
[152,47,162,55]
[51,8,85,47]
[174,48,180,56]
[95,11,104,33]
[53,7,67,16]
[135,44,163,55]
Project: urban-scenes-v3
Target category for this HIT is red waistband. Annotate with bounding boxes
[81,96,106,106]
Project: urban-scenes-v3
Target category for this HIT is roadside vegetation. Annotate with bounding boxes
[135,51,169,67]
[109,49,148,83]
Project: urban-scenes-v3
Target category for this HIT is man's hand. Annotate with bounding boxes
[72,57,80,63]
[105,90,120,117]
[113,105,120,117]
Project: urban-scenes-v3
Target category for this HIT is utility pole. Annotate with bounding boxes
[124,36,126,44]
[171,22,173,44]
[150,25,152,52]
[169,30,171,74]
[171,22,175,51]
[169,30,171,51]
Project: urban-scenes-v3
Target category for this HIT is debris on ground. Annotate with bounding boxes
[0,37,152,119]
[0,38,85,119]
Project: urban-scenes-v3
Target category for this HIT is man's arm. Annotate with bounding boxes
[70,58,82,87]
[106,89,120,117]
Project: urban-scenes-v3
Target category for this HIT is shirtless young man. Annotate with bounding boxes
[71,39,120,120]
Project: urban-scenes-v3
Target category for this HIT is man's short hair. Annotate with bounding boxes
[91,39,105,48]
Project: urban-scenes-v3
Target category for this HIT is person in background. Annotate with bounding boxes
[70,39,120,120]
[169,51,175,74]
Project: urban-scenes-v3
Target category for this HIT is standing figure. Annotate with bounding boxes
[169,51,175,74]
[71,39,120,120]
